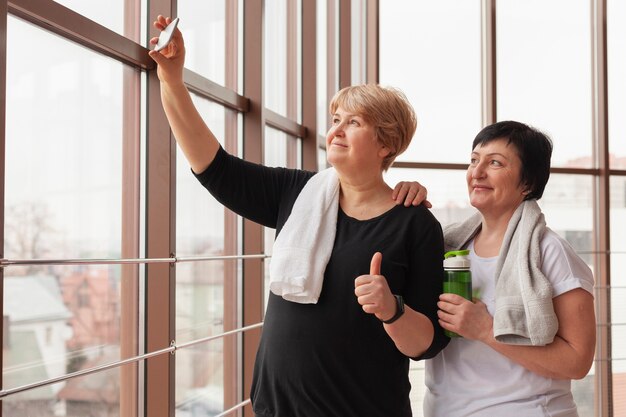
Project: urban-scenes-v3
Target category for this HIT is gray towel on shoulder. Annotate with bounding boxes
[444,200,558,346]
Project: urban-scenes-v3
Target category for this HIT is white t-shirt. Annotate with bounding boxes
[424,229,594,417]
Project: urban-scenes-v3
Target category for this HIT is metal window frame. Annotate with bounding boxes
[591,0,612,415]
[144,1,176,415]
[301,0,318,171]
[241,2,264,415]
[0,1,7,415]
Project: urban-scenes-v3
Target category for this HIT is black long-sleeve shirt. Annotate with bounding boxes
[195,147,448,417]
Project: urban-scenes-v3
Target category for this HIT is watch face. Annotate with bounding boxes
[397,295,405,313]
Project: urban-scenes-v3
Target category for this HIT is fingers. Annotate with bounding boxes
[354,274,392,320]
[408,182,430,207]
[412,185,427,206]
[392,182,411,206]
[148,48,166,64]
[370,252,382,276]
[391,182,403,201]
[354,252,382,290]
[439,293,468,304]
[155,15,170,29]
[391,181,431,207]
[152,15,166,32]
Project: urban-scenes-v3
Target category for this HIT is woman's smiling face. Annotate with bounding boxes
[325,107,387,172]
[466,138,528,217]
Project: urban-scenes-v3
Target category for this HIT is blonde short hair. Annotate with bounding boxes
[329,84,417,171]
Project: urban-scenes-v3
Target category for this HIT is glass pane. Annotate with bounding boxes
[612,287,626,365]
[317,0,329,138]
[178,0,227,85]
[5,18,130,412]
[379,0,482,164]
[608,0,626,168]
[611,176,626,286]
[175,334,240,416]
[3,265,125,415]
[3,366,125,417]
[265,0,288,116]
[296,0,303,123]
[175,260,228,344]
[6,17,124,260]
[175,262,235,415]
[571,374,595,416]
[175,96,227,257]
[497,0,592,168]
[384,168,474,227]
[264,128,290,169]
[318,148,328,172]
[351,0,366,84]
[539,174,594,254]
[611,176,626,415]
[175,98,243,416]
[613,320,626,417]
[52,0,126,36]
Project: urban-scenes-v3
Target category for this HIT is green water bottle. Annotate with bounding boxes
[443,250,472,338]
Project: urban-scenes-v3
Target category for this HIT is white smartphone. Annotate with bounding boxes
[154,17,180,52]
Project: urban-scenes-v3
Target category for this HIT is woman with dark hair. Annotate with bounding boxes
[395,121,596,416]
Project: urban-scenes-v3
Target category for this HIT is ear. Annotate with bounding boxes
[378,145,392,159]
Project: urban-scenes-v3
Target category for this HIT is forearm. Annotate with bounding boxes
[484,335,593,380]
[160,81,220,174]
[384,307,434,358]
[485,289,595,380]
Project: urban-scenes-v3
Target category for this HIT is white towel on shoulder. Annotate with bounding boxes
[444,200,558,346]
[269,168,340,303]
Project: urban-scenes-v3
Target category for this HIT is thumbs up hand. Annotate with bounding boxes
[354,252,396,322]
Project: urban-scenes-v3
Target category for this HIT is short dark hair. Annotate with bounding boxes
[472,121,553,200]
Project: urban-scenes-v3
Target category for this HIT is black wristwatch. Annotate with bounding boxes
[382,294,405,324]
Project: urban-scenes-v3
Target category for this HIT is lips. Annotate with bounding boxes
[472,184,492,191]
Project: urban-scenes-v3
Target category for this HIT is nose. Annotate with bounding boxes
[469,161,486,179]
[329,121,346,137]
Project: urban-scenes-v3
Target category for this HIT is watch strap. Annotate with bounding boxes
[382,294,405,324]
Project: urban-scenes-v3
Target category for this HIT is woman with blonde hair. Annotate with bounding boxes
[149,15,448,417]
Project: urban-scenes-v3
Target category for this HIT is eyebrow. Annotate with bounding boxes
[471,151,509,159]
[332,112,362,119]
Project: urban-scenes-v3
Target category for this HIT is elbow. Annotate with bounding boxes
[569,369,590,381]
[571,359,594,380]
[565,353,594,380]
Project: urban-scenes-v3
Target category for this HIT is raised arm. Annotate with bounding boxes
[148,15,219,174]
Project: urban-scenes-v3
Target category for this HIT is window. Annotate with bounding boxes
[4,1,620,416]
[380,0,482,164]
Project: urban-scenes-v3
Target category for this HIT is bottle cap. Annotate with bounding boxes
[443,250,470,270]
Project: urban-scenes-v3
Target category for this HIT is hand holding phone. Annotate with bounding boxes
[154,17,179,52]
